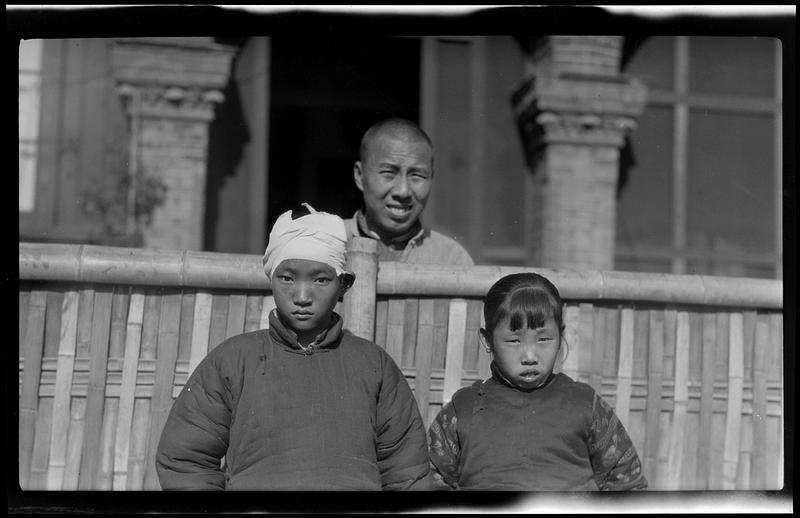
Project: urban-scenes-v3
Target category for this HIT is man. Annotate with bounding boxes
[155,204,431,490]
[348,118,474,265]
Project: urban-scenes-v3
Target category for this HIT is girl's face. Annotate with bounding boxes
[483,316,561,390]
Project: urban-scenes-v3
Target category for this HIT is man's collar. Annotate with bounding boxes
[354,209,424,247]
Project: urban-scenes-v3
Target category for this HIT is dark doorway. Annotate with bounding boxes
[267,36,420,228]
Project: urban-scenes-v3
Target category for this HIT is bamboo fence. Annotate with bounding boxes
[18,241,785,491]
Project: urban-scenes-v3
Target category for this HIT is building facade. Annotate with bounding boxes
[19,35,784,278]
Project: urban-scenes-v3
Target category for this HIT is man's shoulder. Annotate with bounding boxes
[415,227,475,266]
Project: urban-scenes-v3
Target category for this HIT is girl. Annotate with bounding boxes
[428,273,647,491]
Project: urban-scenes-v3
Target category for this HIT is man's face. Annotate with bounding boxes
[271,259,342,344]
[354,134,433,241]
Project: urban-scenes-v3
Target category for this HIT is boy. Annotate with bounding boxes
[156,204,431,490]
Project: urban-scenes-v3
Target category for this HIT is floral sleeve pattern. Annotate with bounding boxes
[427,401,461,490]
[588,393,648,491]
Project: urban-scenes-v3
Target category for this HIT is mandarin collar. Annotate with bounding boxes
[354,210,425,248]
[268,309,343,354]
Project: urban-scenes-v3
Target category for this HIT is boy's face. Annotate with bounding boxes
[481,316,561,390]
[271,258,343,344]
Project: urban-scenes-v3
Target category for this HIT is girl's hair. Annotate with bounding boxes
[483,273,565,334]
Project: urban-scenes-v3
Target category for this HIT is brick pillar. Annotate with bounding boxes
[512,36,646,270]
[111,38,236,250]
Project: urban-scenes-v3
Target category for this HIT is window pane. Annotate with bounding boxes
[689,36,775,97]
[624,36,674,91]
[686,109,775,257]
[617,106,674,249]
[19,39,43,213]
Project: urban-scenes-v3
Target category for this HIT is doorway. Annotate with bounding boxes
[267,36,421,227]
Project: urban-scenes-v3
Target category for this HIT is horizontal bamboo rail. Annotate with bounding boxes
[18,242,785,491]
[19,243,782,308]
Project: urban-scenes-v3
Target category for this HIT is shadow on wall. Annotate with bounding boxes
[204,48,250,251]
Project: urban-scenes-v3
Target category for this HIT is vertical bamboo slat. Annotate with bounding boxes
[63,288,94,491]
[722,312,744,489]
[29,397,54,489]
[113,290,144,490]
[144,290,182,490]
[683,311,702,488]
[177,292,196,363]
[603,307,620,399]
[767,313,782,489]
[47,290,79,490]
[696,312,717,489]
[709,312,730,488]
[737,412,753,489]
[19,290,30,357]
[109,290,130,359]
[402,299,419,369]
[590,305,606,394]
[431,299,450,371]
[644,310,664,486]
[374,299,389,348]
[126,398,150,490]
[385,298,405,365]
[666,311,690,489]
[44,290,64,357]
[139,290,162,362]
[19,290,47,489]
[413,299,435,422]
[62,398,86,490]
[663,309,677,388]
[208,293,229,352]
[633,309,649,386]
[562,304,580,379]
[225,293,247,340]
[188,292,213,378]
[243,293,263,333]
[737,310,757,490]
[79,288,113,490]
[97,397,119,490]
[75,287,95,358]
[442,299,468,405]
[577,303,593,384]
[615,308,634,428]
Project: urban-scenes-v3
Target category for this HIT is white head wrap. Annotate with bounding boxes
[262,203,348,280]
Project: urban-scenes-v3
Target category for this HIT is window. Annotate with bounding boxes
[618,36,782,279]
[19,39,43,213]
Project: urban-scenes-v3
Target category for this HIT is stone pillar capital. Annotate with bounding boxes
[111,37,236,120]
[512,73,647,164]
[511,35,647,169]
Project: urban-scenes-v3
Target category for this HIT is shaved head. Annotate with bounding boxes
[359,118,434,167]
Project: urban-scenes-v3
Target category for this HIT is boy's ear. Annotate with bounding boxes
[339,271,356,295]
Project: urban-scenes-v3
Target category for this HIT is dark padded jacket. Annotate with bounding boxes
[156,310,431,490]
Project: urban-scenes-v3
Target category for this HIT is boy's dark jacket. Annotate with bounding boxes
[156,311,431,490]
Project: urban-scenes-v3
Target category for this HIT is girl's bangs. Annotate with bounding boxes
[501,287,558,331]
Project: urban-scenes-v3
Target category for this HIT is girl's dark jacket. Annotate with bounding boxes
[155,310,431,490]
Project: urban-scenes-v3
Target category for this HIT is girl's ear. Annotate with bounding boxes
[478,328,492,354]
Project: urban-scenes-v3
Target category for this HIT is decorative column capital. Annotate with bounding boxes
[111,37,236,120]
[511,35,647,169]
